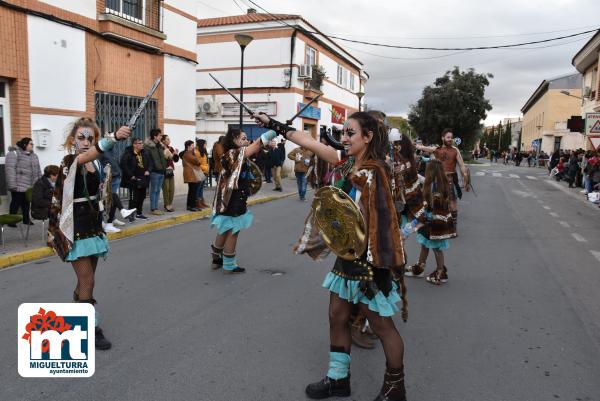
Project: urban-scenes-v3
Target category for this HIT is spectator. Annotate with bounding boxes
[181,140,202,212]
[161,135,179,212]
[101,145,136,233]
[31,165,59,221]
[211,135,225,178]
[120,137,151,221]
[195,139,210,209]
[549,150,560,172]
[144,128,167,215]
[288,145,314,201]
[5,137,41,227]
[269,139,285,191]
[260,144,273,183]
[567,151,579,188]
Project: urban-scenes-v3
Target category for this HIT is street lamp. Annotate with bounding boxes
[235,34,253,130]
[356,91,365,112]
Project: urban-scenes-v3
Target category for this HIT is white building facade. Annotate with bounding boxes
[196,11,367,152]
[0,0,198,208]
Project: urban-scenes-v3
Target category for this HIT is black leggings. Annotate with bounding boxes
[129,187,146,214]
[10,191,30,224]
[108,192,123,223]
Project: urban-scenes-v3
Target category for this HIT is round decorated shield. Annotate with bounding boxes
[312,186,367,260]
[454,137,462,146]
[248,160,262,195]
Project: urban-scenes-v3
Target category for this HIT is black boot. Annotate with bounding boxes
[95,327,112,350]
[305,376,351,399]
[211,245,223,270]
[373,366,406,401]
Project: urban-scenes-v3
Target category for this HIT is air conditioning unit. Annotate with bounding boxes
[298,64,312,80]
[583,86,592,98]
[198,99,220,115]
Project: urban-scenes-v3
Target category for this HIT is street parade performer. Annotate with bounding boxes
[254,111,409,401]
[407,159,457,285]
[210,126,277,274]
[48,117,131,350]
[416,128,468,229]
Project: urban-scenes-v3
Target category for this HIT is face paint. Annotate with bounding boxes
[74,127,94,152]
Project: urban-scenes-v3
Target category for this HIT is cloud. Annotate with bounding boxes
[197,0,597,125]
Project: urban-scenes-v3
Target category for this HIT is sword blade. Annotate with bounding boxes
[128,77,161,129]
[208,73,255,116]
[289,94,321,123]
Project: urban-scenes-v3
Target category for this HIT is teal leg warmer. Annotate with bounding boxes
[327,351,351,380]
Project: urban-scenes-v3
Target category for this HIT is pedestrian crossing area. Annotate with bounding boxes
[473,170,546,180]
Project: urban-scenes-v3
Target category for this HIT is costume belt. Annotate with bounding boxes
[333,258,374,281]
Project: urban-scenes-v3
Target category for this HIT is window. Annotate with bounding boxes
[106,0,144,23]
[592,67,598,100]
[337,65,343,86]
[342,69,348,88]
[350,74,355,91]
[95,91,157,164]
[0,81,9,158]
[306,46,316,66]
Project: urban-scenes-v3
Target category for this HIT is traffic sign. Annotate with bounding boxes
[585,112,600,135]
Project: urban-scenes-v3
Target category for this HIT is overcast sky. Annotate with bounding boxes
[197,0,598,125]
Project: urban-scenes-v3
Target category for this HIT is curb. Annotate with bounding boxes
[0,192,296,270]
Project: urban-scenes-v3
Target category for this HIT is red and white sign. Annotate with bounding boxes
[588,135,600,149]
[585,112,600,135]
[331,105,346,125]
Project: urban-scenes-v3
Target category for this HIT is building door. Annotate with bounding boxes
[553,136,562,152]
[303,122,317,139]
[0,80,11,196]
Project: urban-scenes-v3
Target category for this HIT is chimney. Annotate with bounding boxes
[247,8,257,14]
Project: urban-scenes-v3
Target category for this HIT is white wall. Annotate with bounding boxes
[163,9,197,53]
[28,16,86,111]
[197,37,291,70]
[164,56,197,121]
[30,114,75,169]
[163,0,197,17]
[39,0,96,19]
[197,67,289,89]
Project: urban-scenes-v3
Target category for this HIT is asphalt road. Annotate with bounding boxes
[1,164,600,401]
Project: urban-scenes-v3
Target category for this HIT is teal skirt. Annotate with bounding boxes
[65,235,109,261]
[322,272,401,317]
[416,232,449,250]
[210,211,253,235]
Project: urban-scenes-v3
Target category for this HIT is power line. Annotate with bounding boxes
[245,0,599,51]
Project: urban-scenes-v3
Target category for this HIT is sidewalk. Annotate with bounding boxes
[0,178,300,269]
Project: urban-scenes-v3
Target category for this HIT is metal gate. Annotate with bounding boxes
[94,91,157,163]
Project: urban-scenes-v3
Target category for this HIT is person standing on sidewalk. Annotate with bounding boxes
[161,135,179,212]
[288,145,314,201]
[195,139,210,209]
[31,165,59,221]
[120,137,151,221]
[101,146,136,233]
[269,139,285,191]
[144,129,167,216]
[48,117,131,350]
[6,137,42,227]
[181,140,202,212]
[211,135,225,179]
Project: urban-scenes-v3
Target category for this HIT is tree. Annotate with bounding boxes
[387,116,416,139]
[408,67,493,150]
[503,122,512,151]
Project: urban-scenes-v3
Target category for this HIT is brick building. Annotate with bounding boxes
[0,0,198,208]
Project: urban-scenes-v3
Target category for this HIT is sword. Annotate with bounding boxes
[286,94,322,125]
[209,73,255,116]
[128,77,161,129]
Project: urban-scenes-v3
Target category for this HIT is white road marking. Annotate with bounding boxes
[590,251,600,263]
[526,176,537,180]
[542,206,551,210]
[512,190,534,198]
[571,233,587,242]
[549,212,559,218]
[475,171,485,176]
[558,221,570,228]
[537,199,544,204]
[509,174,520,178]
[492,172,502,177]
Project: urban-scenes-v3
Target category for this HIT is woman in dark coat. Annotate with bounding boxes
[31,165,60,221]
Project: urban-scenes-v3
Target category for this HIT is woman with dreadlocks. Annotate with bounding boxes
[408,158,457,285]
[48,117,130,350]
[254,111,409,401]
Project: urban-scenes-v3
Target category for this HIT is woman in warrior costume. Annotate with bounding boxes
[255,112,408,401]
[409,159,457,285]
[210,127,277,274]
[48,117,130,350]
